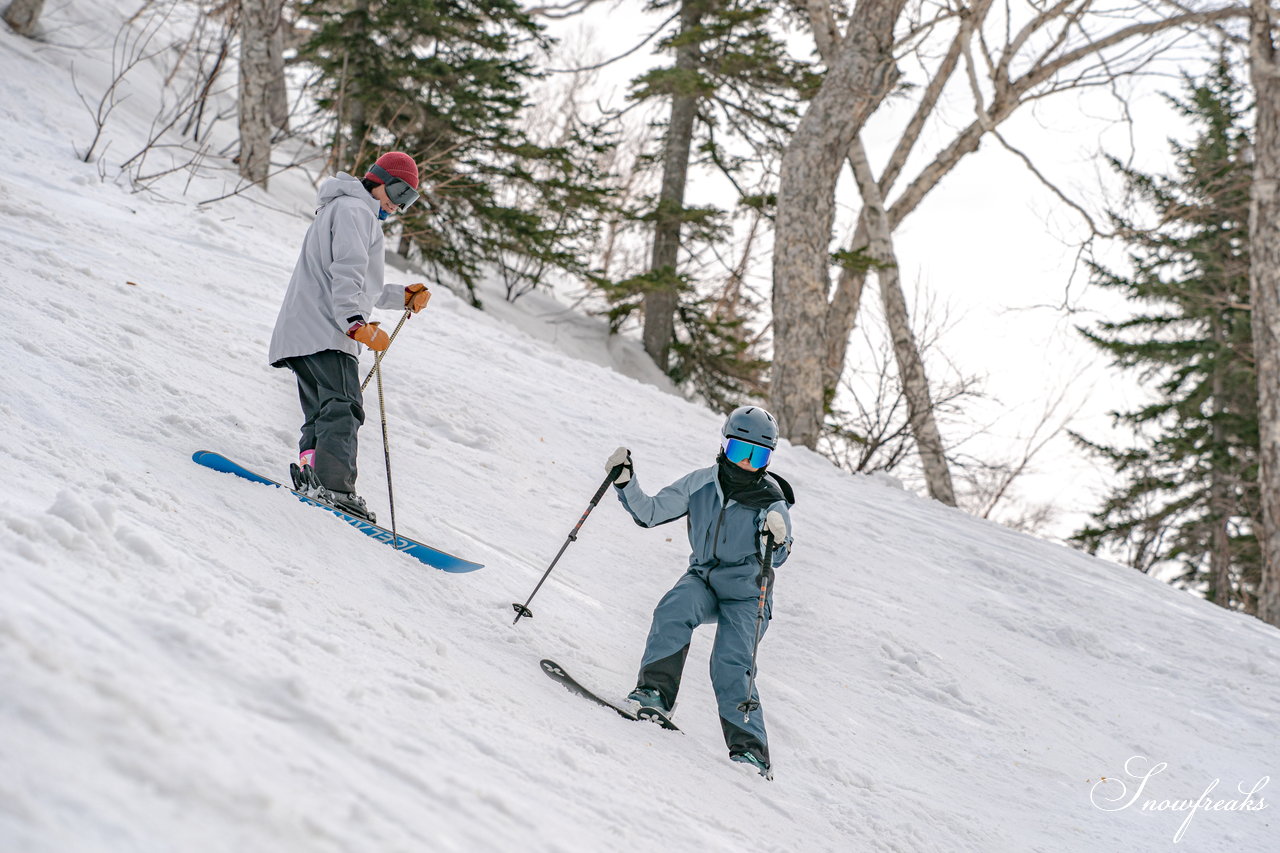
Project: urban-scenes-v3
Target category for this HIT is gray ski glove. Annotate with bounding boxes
[606,446,633,486]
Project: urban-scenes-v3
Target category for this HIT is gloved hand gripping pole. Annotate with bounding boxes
[361,308,413,392]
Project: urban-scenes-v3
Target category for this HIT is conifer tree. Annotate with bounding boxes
[1073,57,1259,611]
[604,0,813,405]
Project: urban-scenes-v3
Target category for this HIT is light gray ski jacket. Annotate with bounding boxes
[268,173,405,366]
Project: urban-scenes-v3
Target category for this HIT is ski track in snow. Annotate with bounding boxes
[2,4,1279,852]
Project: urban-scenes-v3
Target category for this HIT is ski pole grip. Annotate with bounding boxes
[360,309,414,392]
[589,464,625,506]
[756,533,776,586]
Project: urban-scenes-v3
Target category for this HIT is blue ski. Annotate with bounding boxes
[192,450,483,573]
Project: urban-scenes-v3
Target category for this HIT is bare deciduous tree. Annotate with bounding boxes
[266,4,289,132]
[771,0,1247,497]
[771,0,908,449]
[237,0,285,186]
[845,138,957,503]
[821,291,981,478]
[830,0,1248,384]
[73,5,178,165]
[794,0,985,503]
[951,388,1079,531]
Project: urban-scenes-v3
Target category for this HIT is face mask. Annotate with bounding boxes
[717,452,765,491]
[378,208,390,221]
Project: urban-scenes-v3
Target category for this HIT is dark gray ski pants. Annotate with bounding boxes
[284,350,364,493]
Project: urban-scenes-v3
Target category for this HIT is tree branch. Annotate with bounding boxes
[991,128,1116,237]
[526,0,613,20]
[543,11,679,74]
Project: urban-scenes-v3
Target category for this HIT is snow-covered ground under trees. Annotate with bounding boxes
[1,4,1278,852]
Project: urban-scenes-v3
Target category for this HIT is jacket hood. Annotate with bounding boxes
[316,172,379,213]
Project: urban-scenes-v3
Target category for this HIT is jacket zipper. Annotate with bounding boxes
[706,504,727,568]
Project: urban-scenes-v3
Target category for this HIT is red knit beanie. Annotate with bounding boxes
[365,151,420,189]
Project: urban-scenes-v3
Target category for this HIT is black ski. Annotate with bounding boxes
[539,659,680,732]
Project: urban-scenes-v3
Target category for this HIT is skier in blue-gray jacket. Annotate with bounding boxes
[608,405,794,777]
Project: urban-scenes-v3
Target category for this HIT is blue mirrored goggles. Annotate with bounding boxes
[368,164,420,211]
[722,437,772,469]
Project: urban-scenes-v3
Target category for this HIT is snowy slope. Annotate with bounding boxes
[2,6,1279,852]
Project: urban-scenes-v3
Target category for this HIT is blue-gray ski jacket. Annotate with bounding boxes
[615,466,793,576]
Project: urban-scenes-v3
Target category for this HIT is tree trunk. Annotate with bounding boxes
[805,0,990,415]
[771,0,907,448]
[3,0,43,36]
[267,12,289,132]
[1209,472,1233,608]
[643,0,707,372]
[1249,0,1280,627]
[238,0,286,186]
[1209,313,1234,608]
[848,139,957,504]
[824,219,868,392]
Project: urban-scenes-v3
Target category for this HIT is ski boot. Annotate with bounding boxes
[626,687,671,715]
[290,461,376,524]
[730,751,773,780]
[324,490,376,523]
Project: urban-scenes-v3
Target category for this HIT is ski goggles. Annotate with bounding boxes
[368,164,420,211]
[722,437,772,469]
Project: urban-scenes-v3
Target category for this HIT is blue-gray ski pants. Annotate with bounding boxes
[636,567,771,764]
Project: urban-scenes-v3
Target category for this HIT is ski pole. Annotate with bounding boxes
[373,358,399,547]
[361,291,429,535]
[512,463,625,625]
[361,307,415,392]
[738,533,777,722]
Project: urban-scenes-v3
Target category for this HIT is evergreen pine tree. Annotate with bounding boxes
[603,0,814,408]
[1072,56,1259,611]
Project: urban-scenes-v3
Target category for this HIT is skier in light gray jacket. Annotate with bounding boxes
[609,406,794,777]
[268,151,431,522]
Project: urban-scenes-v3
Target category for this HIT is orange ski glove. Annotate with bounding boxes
[347,320,390,352]
[404,283,431,313]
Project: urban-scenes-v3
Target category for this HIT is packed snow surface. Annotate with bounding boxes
[1,4,1277,851]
